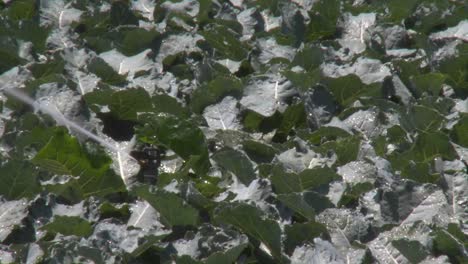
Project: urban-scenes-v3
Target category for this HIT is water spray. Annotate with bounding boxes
[2,88,132,184]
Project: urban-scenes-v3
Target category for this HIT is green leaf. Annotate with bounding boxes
[299,167,342,191]
[99,202,130,220]
[41,216,93,237]
[215,203,282,260]
[391,239,428,264]
[270,166,302,194]
[306,0,340,41]
[292,44,323,71]
[277,193,315,221]
[284,222,329,255]
[205,243,248,264]
[432,227,467,264]
[390,132,458,183]
[7,0,36,21]
[308,126,352,145]
[130,234,167,258]
[152,94,191,118]
[317,136,361,166]
[450,114,468,147]
[109,88,153,120]
[117,28,160,56]
[437,43,468,96]
[32,128,110,177]
[386,0,419,23]
[28,56,65,79]
[410,73,447,97]
[136,113,211,175]
[0,37,22,73]
[0,160,41,200]
[324,74,381,107]
[283,68,321,92]
[409,132,458,162]
[242,140,277,164]
[32,128,126,201]
[199,24,248,61]
[271,166,341,194]
[338,182,374,207]
[400,105,444,133]
[136,186,199,228]
[190,75,243,113]
[88,57,127,85]
[274,103,307,142]
[110,1,138,27]
[212,148,256,185]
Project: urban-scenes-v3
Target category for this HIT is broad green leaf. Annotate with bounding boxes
[199,24,248,61]
[432,227,467,264]
[299,167,342,191]
[323,74,380,107]
[0,19,49,53]
[283,68,321,92]
[99,202,130,220]
[277,193,316,221]
[215,203,282,260]
[386,0,419,23]
[338,182,374,207]
[0,36,22,73]
[32,128,110,177]
[117,28,160,56]
[1,113,55,158]
[270,166,302,194]
[41,216,93,237]
[28,55,65,79]
[410,132,458,162]
[317,136,361,166]
[284,222,329,255]
[136,113,211,175]
[152,94,190,118]
[176,256,201,264]
[212,148,256,185]
[410,73,447,97]
[400,105,444,133]
[391,239,428,263]
[83,87,114,113]
[308,126,352,145]
[438,43,468,96]
[450,114,468,147]
[110,1,138,27]
[136,186,199,228]
[292,44,323,71]
[109,88,153,120]
[242,140,277,164]
[273,103,307,142]
[0,160,41,200]
[6,0,36,21]
[88,57,127,85]
[130,234,167,258]
[306,0,340,41]
[390,132,458,183]
[241,109,282,133]
[191,75,243,114]
[271,166,341,194]
[32,128,126,201]
[205,243,248,264]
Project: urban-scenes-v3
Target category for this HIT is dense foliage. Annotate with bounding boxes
[0,0,467,263]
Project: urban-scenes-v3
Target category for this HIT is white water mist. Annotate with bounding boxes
[3,88,119,152]
[2,88,134,185]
